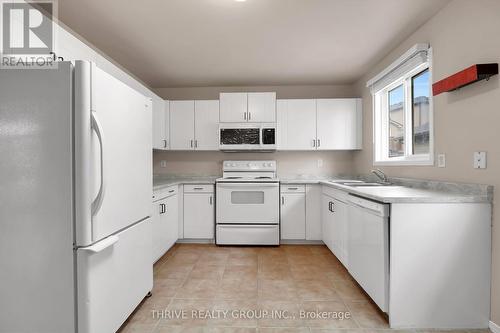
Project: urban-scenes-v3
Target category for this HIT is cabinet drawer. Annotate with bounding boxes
[322,186,348,202]
[281,184,305,193]
[183,184,214,193]
[153,185,178,201]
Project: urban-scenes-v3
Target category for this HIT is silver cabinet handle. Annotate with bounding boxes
[248,112,251,120]
[194,187,203,190]
[209,196,213,205]
[190,139,193,148]
[288,187,298,190]
[168,189,174,193]
[312,139,316,148]
[195,140,198,148]
[317,139,321,147]
[281,196,285,205]
[163,139,167,148]
[244,112,247,120]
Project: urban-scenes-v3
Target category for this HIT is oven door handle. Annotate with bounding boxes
[217,183,279,188]
[218,225,277,229]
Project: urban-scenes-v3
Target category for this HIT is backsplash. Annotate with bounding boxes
[153,151,355,178]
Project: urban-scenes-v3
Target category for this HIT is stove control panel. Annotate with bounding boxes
[223,160,276,172]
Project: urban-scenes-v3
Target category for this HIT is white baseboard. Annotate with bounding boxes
[490,321,500,333]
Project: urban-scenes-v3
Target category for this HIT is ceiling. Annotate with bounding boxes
[58,0,451,88]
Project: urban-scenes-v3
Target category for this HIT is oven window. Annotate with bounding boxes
[220,129,260,145]
[231,191,264,204]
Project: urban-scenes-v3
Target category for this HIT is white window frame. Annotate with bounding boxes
[372,48,434,166]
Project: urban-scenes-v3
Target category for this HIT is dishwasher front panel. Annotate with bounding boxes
[347,198,389,312]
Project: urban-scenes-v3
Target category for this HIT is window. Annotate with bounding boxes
[369,44,433,165]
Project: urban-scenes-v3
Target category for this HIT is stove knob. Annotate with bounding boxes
[231,163,236,167]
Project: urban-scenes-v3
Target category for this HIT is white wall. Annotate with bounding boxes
[52,19,164,107]
[353,0,500,325]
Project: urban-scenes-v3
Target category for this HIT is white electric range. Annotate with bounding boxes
[216,161,280,245]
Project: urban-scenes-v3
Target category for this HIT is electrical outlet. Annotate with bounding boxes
[437,154,446,168]
[160,160,167,168]
[317,159,323,168]
[473,152,487,169]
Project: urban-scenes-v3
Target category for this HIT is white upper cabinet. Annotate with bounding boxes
[277,98,362,150]
[219,93,247,123]
[170,100,195,150]
[194,100,219,150]
[169,100,219,151]
[247,92,276,122]
[316,98,362,150]
[220,92,276,123]
[152,99,169,150]
[277,99,317,150]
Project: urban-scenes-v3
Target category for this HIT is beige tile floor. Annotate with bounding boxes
[119,244,491,333]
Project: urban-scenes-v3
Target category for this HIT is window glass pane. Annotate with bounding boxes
[412,69,430,154]
[388,84,405,157]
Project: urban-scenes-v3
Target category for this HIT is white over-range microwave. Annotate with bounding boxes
[219,123,277,151]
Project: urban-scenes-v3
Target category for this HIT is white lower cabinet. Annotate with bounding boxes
[183,185,215,239]
[322,187,349,266]
[152,186,178,263]
[280,191,306,240]
[305,184,322,240]
[321,194,333,251]
[331,198,348,267]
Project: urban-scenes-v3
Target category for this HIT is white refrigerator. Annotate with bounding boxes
[0,61,153,333]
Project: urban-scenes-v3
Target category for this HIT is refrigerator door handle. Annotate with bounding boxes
[91,111,105,216]
[80,235,119,253]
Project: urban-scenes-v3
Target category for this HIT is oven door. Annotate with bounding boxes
[216,182,279,224]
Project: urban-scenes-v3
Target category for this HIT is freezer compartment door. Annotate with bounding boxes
[77,219,153,333]
[74,61,152,246]
[216,224,279,245]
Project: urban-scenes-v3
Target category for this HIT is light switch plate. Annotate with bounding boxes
[437,154,446,168]
[473,152,487,169]
[160,160,167,168]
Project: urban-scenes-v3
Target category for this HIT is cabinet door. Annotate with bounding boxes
[164,194,178,252]
[321,194,333,251]
[170,100,195,150]
[152,99,166,149]
[305,184,322,240]
[248,92,276,122]
[220,93,247,123]
[152,199,168,263]
[281,192,306,239]
[316,98,362,150]
[184,193,214,239]
[277,99,317,150]
[194,100,219,150]
[330,199,341,259]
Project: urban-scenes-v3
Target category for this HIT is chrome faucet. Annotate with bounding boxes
[371,168,389,183]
